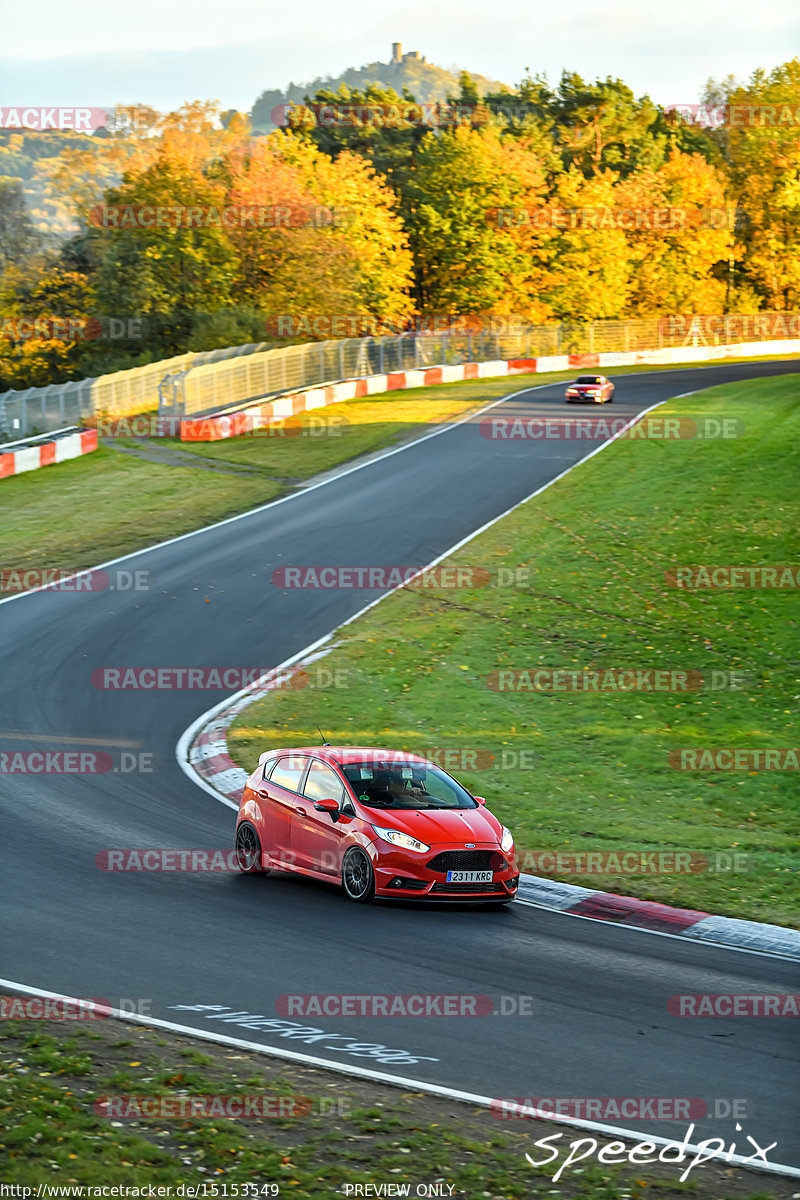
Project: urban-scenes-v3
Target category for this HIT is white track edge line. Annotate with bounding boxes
[0,977,797,1179]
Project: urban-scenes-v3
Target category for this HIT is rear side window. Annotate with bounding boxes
[268,755,310,792]
[304,760,345,804]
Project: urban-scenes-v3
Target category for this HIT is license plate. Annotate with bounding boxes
[446,870,493,882]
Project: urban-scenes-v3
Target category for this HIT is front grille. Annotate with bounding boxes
[427,850,507,873]
[430,880,507,894]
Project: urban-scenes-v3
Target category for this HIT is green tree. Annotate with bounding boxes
[402,125,551,317]
[550,73,663,176]
[286,82,429,196]
[87,156,240,357]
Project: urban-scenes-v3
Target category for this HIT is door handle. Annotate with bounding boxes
[257,790,269,800]
[294,806,306,815]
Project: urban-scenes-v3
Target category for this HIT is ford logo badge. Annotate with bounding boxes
[465,843,476,848]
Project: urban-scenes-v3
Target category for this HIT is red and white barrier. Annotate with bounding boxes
[179,360,538,441]
[0,428,98,480]
[178,338,799,442]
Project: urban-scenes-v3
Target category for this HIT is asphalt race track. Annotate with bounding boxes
[2,360,798,1171]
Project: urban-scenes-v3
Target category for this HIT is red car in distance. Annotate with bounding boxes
[565,375,615,403]
[235,746,519,905]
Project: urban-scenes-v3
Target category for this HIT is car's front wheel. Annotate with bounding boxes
[235,821,270,874]
[342,847,375,903]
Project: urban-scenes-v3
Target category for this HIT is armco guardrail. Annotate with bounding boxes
[2,314,798,439]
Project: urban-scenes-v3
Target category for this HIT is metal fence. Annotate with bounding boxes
[2,315,797,438]
[0,342,271,440]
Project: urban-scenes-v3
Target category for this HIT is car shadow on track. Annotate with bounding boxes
[228,870,517,917]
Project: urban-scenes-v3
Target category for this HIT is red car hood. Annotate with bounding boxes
[366,806,503,845]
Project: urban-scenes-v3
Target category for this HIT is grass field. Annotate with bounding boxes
[0,1014,789,1198]
[228,374,800,927]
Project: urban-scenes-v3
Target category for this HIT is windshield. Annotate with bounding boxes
[576,376,603,384]
[341,761,478,809]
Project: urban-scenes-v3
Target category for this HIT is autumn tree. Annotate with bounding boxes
[614,151,732,314]
[720,59,800,310]
[402,125,553,317]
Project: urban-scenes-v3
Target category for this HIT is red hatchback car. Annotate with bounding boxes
[565,374,615,403]
[235,747,519,905]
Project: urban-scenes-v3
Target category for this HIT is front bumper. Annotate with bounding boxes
[369,839,519,901]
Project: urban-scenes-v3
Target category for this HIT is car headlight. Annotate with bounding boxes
[501,826,514,854]
[371,826,430,854]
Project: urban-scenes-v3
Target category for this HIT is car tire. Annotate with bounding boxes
[235,821,270,875]
[342,847,375,903]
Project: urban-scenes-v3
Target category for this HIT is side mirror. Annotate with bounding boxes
[313,797,340,818]
[473,795,487,806]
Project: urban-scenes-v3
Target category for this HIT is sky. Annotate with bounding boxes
[1,0,797,115]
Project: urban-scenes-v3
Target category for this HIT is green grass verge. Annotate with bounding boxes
[2,353,796,590]
[0,1015,788,1197]
[229,374,800,927]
